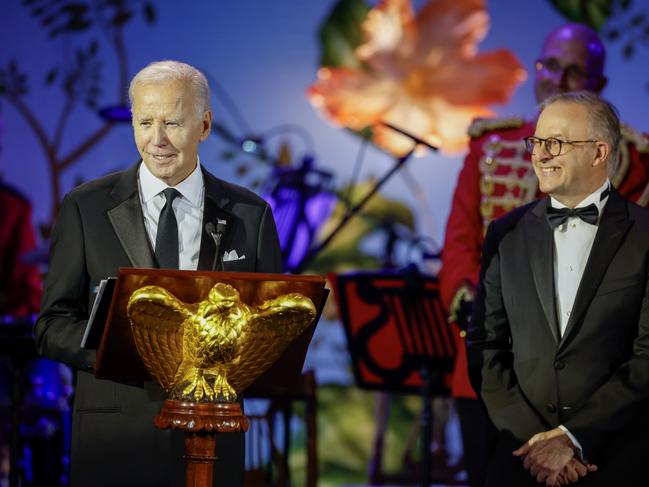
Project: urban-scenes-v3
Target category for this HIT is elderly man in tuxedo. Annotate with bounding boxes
[35,60,282,487]
[468,91,649,486]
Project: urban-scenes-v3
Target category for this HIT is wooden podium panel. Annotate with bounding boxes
[94,268,327,391]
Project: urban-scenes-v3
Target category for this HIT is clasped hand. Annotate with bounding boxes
[512,428,597,486]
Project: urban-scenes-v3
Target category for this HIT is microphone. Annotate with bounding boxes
[205,219,227,271]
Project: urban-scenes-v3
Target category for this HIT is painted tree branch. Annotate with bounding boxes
[58,123,115,173]
[1,1,154,228]
[6,95,54,158]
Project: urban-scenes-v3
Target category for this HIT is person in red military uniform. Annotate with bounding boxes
[439,22,649,487]
[1,111,48,484]
[0,181,42,316]
[0,180,45,484]
[0,181,73,486]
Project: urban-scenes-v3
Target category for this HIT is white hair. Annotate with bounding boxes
[129,60,210,118]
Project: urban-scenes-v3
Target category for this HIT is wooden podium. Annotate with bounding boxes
[92,268,327,487]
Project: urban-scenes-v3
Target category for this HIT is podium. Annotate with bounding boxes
[93,268,327,487]
[330,268,456,486]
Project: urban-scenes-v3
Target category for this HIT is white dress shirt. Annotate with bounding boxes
[552,179,610,336]
[551,179,609,458]
[138,160,205,270]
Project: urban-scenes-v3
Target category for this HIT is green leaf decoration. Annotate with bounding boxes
[287,386,427,485]
[548,0,613,30]
[305,181,415,274]
[318,0,370,68]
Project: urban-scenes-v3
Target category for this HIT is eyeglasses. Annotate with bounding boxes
[535,57,594,82]
[524,136,598,156]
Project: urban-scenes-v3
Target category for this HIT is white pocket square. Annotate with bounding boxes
[223,249,246,262]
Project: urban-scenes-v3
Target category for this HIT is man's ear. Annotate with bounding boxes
[200,110,213,141]
[592,141,610,168]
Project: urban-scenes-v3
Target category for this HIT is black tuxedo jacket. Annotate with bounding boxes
[35,162,282,487]
[467,189,649,480]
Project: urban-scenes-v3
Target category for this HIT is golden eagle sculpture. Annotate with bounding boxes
[126,282,316,403]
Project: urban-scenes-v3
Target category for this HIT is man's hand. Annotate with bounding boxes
[555,458,598,486]
[512,428,577,485]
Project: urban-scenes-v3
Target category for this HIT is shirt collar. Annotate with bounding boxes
[550,179,610,215]
[138,157,204,207]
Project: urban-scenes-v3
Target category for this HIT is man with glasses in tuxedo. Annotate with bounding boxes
[468,91,649,485]
[438,22,649,487]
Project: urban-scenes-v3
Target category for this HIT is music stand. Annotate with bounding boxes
[330,267,456,487]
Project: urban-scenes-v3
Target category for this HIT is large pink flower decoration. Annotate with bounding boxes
[308,0,527,155]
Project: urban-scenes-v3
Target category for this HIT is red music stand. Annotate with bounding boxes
[330,267,456,486]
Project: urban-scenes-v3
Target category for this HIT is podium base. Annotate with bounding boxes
[155,400,249,487]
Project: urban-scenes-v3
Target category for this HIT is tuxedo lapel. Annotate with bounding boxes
[524,199,560,344]
[106,162,156,268]
[197,169,237,271]
[559,190,632,348]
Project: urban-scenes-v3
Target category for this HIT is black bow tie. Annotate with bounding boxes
[546,204,599,229]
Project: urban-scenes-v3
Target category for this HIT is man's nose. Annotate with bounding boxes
[533,144,552,163]
[152,125,168,145]
[557,69,572,90]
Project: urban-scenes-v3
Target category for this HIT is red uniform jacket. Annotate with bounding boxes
[0,182,42,316]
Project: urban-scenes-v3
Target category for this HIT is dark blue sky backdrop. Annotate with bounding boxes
[1,0,647,244]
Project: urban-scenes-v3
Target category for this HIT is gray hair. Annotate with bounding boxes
[539,91,621,175]
[128,60,210,119]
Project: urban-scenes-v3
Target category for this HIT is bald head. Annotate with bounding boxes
[534,23,607,104]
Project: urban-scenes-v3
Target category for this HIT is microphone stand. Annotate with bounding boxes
[293,123,438,274]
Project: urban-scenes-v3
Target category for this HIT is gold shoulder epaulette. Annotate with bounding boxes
[468,116,526,138]
[621,123,649,154]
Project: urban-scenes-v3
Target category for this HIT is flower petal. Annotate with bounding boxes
[376,94,492,155]
[418,49,527,105]
[307,67,396,129]
[308,0,526,154]
[356,0,416,61]
[415,0,488,57]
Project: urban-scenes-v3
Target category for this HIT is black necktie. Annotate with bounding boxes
[546,204,599,229]
[155,188,180,269]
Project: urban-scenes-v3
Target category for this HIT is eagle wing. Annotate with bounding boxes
[127,285,193,391]
[227,293,316,392]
